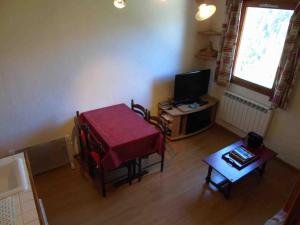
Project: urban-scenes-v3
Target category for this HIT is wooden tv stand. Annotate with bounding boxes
[158,95,218,141]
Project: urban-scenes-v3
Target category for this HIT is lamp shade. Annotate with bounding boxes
[195,3,216,21]
[114,0,127,9]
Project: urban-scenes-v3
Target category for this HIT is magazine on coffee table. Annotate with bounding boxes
[222,146,258,170]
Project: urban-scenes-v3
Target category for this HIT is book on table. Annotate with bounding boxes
[222,146,258,170]
[229,146,256,164]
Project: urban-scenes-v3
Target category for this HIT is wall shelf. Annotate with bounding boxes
[198,31,222,36]
[195,54,217,60]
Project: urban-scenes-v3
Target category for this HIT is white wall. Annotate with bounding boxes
[265,76,300,169]
[0,0,206,156]
[208,0,300,169]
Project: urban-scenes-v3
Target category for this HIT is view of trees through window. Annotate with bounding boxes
[233,7,294,89]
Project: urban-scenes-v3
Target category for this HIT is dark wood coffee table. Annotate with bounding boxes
[202,140,277,199]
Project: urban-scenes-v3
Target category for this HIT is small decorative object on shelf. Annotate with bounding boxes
[195,30,221,60]
[195,41,218,60]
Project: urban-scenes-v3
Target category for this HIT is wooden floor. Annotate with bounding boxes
[35,125,299,225]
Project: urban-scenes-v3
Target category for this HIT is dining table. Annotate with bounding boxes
[79,103,165,173]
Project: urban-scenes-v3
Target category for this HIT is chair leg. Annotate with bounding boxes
[132,159,136,176]
[128,162,132,185]
[100,167,106,197]
[160,152,165,172]
[138,157,142,182]
[88,156,95,178]
[80,149,85,161]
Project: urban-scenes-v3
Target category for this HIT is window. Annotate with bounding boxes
[232,1,295,95]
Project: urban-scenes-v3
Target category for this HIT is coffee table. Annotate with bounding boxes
[202,140,277,199]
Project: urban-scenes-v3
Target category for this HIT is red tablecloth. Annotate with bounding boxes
[80,104,165,171]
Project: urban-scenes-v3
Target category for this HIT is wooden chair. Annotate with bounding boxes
[76,111,133,197]
[148,115,171,138]
[265,177,300,225]
[137,113,170,181]
[284,177,300,225]
[76,112,98,175]
[131,99,149,120]
[130,100,150,176]
[81,125,102,176]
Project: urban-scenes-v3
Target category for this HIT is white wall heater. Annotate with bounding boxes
[220,91,273,137]
[12,135,75,175]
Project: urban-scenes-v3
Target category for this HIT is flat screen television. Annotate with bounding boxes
[174,70,210,101]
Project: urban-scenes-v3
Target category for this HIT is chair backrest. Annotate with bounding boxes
[88,129,106,158]
[79,125,91,161]
[76,111,86,159]
[131,99,149,120]
[148,115,170,137]
[76,111,100,155]
[76,111,81,131]
[75,112,106,171]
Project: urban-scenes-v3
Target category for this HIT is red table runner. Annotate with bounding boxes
[80,104,165,171]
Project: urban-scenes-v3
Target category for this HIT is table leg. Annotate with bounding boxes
[259,162,267,176]
[132,159,136,177]
[114,160,148,187]
[160,152,165,172]
[138,157,142,182]
[206,166,213,184]
[224,183,232,199]
[205,165,232,199]
[128,162,132,185]
[100,167,106,197]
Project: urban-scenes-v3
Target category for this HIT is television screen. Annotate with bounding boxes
[174,70,210,100]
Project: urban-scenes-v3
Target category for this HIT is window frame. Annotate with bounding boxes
[231,0,297,96]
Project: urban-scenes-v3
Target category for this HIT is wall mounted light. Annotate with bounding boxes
[195,3,216,21]
[114,0,127,9]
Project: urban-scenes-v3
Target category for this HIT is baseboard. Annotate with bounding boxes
[275,157,300,173]
[216,118,247,138]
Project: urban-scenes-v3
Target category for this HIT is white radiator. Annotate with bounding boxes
[12,135,75,175]
[220,91,273,136]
